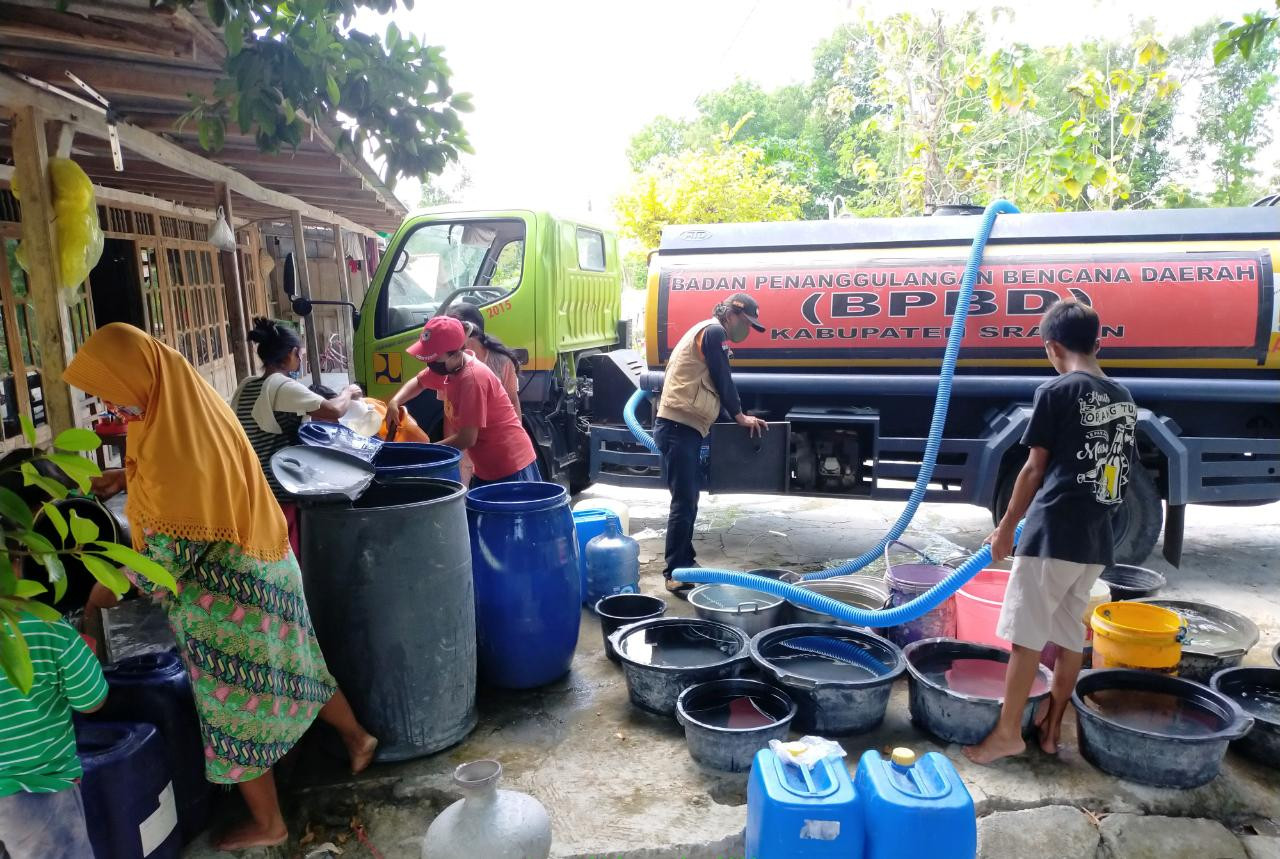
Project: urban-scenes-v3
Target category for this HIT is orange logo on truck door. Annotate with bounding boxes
[373,351,402,384]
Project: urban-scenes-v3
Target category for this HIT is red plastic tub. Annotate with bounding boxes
[955,569,1011,649]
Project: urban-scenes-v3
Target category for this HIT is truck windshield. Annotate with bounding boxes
[381,218,525,338]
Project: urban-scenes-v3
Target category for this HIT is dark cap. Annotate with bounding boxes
[726,292,765,332]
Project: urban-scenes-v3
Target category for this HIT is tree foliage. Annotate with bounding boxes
[615,119,806,250]
[152,0,472,184]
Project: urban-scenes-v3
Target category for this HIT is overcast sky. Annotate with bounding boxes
[368,1,1243,222]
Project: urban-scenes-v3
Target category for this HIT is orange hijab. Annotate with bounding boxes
[64,323,288,561]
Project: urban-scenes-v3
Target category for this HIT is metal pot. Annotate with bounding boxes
[788,577,890,626]
[689,584,787,637]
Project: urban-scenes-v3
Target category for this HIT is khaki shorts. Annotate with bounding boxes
[995,556,1105,652]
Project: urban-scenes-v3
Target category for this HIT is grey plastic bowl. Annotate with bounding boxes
[1211,666,1280,768]
[1136,598,1260,682]
[904,638,1052,746]
[676,678,796,773]
[610,618,752,717]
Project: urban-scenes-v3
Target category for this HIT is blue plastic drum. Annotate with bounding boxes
[77,721,181,859]
[467,482,581,688]
[374,442,462,482]
[93,651,210,844]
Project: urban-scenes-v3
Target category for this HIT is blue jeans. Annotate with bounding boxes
[469,460,542,487]
[654,418,703,578]
[0,786,93,859]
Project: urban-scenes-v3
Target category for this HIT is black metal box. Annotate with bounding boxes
[707,421,790,493]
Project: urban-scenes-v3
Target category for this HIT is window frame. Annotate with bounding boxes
[575,226,607,272]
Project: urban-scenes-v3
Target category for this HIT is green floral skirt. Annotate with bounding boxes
[138,534,336,784]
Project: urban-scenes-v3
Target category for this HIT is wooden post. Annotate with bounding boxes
[12,105,77,435]
[214,182,251,379]
[289,211,323,388]
[331,223,353,377]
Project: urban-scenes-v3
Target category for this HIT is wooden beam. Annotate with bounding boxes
[215,183,251,378]
[332,223,353,372]
[0,70,380,237]
[0,6,195,60]
[1,52,219,103]
[0,238,31,420]
[290,212,323,388]
[0,163,222,224]
[12,105,77,434]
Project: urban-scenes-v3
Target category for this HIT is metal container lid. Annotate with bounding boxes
[688,583,784,615]
[1136,599,1260,659]
[270,445,375,501]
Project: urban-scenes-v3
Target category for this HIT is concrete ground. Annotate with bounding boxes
[184,490,1280,859]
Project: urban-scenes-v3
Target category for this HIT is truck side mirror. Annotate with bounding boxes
[392,249,408,273]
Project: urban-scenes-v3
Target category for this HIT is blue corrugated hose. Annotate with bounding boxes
[628,200,1021,623]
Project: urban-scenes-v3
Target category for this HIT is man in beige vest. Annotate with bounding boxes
[656,293,768,595]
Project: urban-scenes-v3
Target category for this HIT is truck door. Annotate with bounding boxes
[359,214,535,431]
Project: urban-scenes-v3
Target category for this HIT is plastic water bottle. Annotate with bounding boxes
[584,517,640,605]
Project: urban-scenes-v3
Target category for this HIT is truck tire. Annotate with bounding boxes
[993,463,1162,565]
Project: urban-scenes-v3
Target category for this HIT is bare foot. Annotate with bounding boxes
[963,732,1026,766]
[346,732,379,775]
[214,818,288,851]
[1034,698,1059,755]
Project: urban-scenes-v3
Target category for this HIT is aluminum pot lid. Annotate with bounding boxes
[270,445,375,501]
[298,420,383,463]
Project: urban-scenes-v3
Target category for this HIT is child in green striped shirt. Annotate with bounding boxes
[0,613,107,859]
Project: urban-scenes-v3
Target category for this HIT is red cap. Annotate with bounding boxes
[407,315,466,361]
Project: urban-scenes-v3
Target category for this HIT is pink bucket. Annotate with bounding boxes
[955,568,1011,649]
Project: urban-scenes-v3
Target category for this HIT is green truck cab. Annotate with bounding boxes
[354,209,627,487]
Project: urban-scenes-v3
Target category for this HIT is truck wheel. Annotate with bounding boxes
[993,463,1162,565]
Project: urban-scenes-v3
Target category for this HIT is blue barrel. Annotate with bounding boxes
[92,652,210,844]
[746,747,862,858]
[572,509,620,604]
[77,722,181,859]
[467,482,581,688]
[854,748,975,859]
[374,442,462,482]
[583,518,640,606]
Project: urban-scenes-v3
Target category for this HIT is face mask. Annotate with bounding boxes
[428,357,464,376]
[726,318,751,343]
[287,369,301,380]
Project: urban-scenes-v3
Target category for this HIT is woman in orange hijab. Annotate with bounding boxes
[66,324,376,851]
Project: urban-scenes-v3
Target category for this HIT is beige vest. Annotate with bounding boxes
[657,319,723,437]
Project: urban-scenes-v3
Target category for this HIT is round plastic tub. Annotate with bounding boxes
[1073,668,1252,788]
[750,624,905,735]
[611,617,751,716]
[1099,564,1167,601]
[676,678,796,773]
[373,441,462,482]
[1210,667,1280,768]
[689,584,787,637]
[595,593,667,662]
[884,541,958,647]
[467,482,581,690]
[955,569,1010,648]
[788,578,890,626]
[903,638,1052,746]
[1136,598,1260,682]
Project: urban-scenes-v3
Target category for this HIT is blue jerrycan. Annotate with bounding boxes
[854,748,976,859]
[746,747,863,858]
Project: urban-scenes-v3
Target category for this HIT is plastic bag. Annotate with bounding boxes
[339,399,384,437]
[363,397,430,443]
[768,736,847,770]
[49,158,94,216]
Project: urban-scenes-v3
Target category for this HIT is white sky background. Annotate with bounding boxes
[365,1,1256,223]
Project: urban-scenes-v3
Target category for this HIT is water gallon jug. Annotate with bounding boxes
[422,760,551,859]
[92,651,210,844]
[854,748,975,859]
[584,517,640,605]
[77,721,181,859]
[468,482,581,688]
[572,508,621,604]
[746,747,863,859]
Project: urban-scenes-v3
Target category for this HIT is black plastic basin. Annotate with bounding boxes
[1211,666,1280,768]
[1099,565,1166,601]
[611,618,751,717]
[676,678,796,773]
[1072,669,1253,788]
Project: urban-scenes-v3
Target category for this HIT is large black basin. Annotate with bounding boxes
[1073,669,1253,788]
[1211,666,1280,768]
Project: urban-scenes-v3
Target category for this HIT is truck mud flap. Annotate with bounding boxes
[588,424,664,488]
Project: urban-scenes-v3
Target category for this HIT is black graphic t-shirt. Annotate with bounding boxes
[1015,371,1138,566]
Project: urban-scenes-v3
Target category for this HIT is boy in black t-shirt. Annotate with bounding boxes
[965,300,1137,765]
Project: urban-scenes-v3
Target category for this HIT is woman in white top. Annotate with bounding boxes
[231,318,361,553]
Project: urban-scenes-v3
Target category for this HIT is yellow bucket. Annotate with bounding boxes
[1090,601,1185,673]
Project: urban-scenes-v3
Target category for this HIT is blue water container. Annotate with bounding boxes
[93,652,210,844]
[77,721,181,859]
[467,482,581,688]
[854,748,975,859]
[572,508,620,603]
[746,748,863,859]
[374,441,462,482]
[583,517,639,606]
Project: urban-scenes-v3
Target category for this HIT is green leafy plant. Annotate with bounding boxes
[151,0,473,185]
[0,416,176,694]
